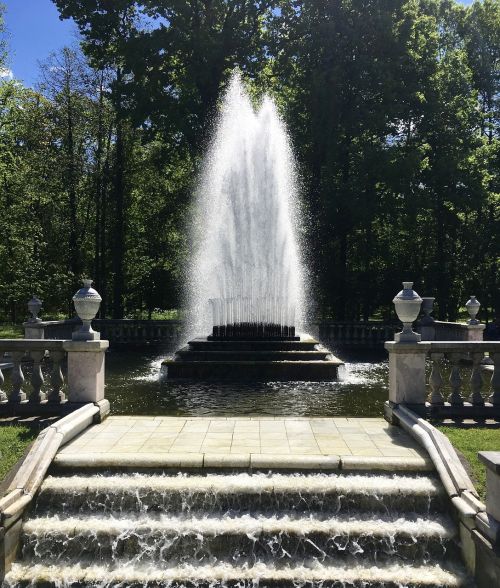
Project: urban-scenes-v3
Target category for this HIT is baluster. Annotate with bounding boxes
[469,351,485,405]
[10,351,27,403]
[29,350,46,403]
[49,350,66,403]
[448,353,464,405]
[0,366,6,403]
[488,352,500,406]
[429,353,445,405]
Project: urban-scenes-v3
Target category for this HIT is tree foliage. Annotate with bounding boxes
[0,0,498,323]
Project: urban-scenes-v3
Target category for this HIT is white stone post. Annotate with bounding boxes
[478,452,500,545]
[385,342,428,405]
[63,340,109,404]
[23,323,45,339]
[466,324,485,341]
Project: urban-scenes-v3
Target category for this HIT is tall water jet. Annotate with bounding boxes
[163,73,343,380]
[187,73,305,340]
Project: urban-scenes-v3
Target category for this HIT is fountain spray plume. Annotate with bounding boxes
[186,72,306,340]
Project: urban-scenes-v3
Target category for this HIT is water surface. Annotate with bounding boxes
[104,349,388,417]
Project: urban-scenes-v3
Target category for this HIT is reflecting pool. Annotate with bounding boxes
[104,349,388,417]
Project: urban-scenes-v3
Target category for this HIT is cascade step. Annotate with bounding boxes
[5,469,472,588]
[187,338,320,351]
[164,360,341,380]
[5,560,469,587]
[21,512,457,565]
[35,472,447,515]
[175,347,333,362]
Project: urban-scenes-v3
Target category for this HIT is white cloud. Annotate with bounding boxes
[0,68,13,80]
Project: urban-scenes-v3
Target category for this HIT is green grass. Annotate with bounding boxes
[0,426,38,485]
[0,323,23,338]
[437,426,500,501]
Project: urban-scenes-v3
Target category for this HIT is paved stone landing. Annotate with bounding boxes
[57,417,432,470]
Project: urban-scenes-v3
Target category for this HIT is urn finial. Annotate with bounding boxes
[393,281,423,343]
[465,295,481,325]
[72,279,102,341]
[27,295,43,324]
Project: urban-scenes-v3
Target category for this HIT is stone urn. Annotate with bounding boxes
[465,295,481,325]
[393,282,422,342]
[27,295,43,323]
[72,279,101,341]
[420,297,435,325]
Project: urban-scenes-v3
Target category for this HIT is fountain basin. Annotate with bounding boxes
[162,335,343,380]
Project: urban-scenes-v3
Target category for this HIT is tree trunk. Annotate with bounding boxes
[112,68,126,319]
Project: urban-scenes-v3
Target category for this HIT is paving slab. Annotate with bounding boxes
[55,416,432,470]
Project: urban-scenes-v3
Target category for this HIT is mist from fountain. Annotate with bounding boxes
[186,73,306,340]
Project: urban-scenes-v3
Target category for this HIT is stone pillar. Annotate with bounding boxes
[478,452,500,529]
[475,452,500,587]
[63,340,109,403]
[466,324,485,342]
[23,322,45,339]
[385,341,428,422]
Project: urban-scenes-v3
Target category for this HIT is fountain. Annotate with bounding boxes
[163,73,342,380]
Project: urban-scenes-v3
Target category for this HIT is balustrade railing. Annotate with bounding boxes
[318,322,398,348]
[0,337,108,415]
[25,319,184,347]
[385,341,500,419]
[94,319,183,346]
[0,340,66,406]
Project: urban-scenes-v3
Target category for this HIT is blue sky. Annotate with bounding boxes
[3,0,76,85]
[3,0,475,87]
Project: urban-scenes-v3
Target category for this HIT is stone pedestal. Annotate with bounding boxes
[23,323,44,339]
[385,341,427,405]
[63,340,109,403]
[467,324,485,342]
[478,452,500,524]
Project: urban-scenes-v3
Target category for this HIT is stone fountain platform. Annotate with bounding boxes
[162,335,343,380]
[54,416,431,471]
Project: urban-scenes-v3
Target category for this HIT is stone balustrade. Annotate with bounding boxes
[24,318,183,347]
[419,320,485,342]
[318,322,398,349]
[0,339,109,416]
[94,319,183,346]
[385,341,500,420]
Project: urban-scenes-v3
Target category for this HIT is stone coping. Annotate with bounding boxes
[0,402,107,530]
[385,340,500,353]
[53,452,433,472]
[478,451,500,474]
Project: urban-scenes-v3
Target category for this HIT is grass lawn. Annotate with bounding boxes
[0,426,38,485]
[0,324,23,339]
[437,425,500,501]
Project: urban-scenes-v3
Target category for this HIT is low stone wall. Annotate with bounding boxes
[316,322,398,349]
[0,403,107,579]
[24,319,184,348]
[389,405,500,588]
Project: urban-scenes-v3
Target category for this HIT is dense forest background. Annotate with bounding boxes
[0,0,498,324]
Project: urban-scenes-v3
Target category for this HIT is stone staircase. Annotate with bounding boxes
[4,467,471,587]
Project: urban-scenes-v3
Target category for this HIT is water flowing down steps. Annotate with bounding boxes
[4,470,472,587]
